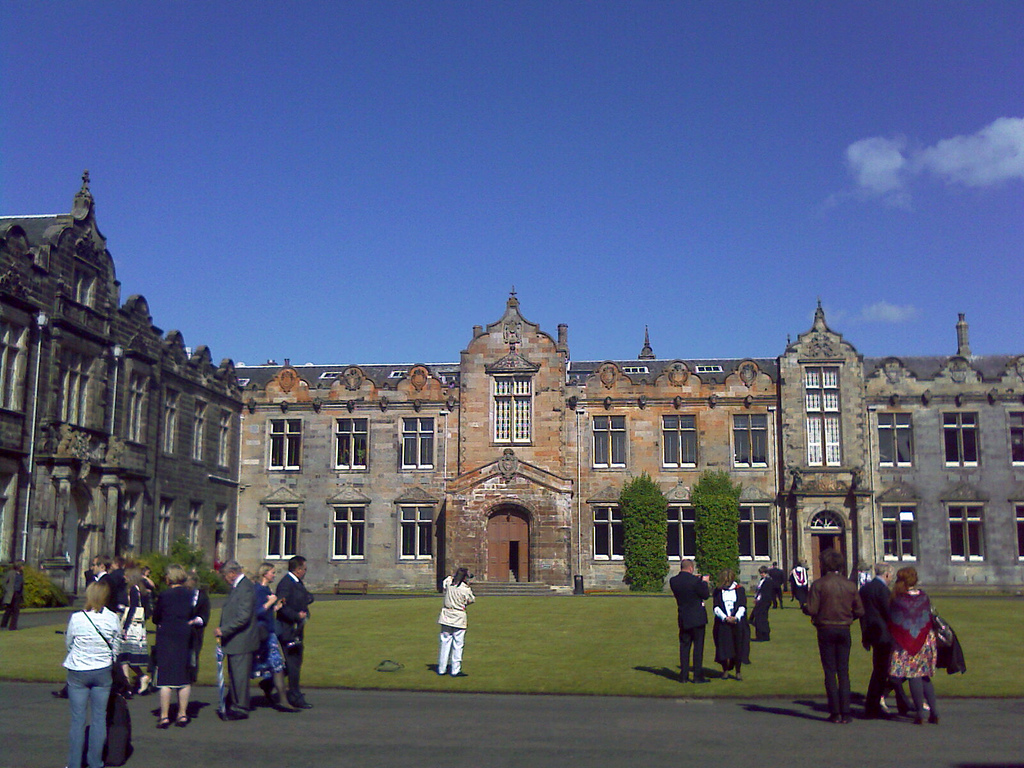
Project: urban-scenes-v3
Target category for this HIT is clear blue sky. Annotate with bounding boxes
[2,2,1021,367]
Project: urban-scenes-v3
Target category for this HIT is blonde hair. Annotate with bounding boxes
[84,581,109,612]
[257,562,277,581]
[165,564,188,586]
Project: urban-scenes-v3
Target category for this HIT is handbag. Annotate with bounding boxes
[931,612,954,648]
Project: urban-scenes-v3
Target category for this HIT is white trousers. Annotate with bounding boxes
[438,625,466,675]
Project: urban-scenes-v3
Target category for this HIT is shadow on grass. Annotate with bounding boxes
[634,665,682,682]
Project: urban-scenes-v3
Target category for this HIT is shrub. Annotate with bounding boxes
[136,537,227,594]
[0,564,70,608]
[619,472,669,592]
[692,470,741,580]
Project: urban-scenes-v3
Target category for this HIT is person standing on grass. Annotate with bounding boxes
[1,560,24,630]
[276,554,314,708]
[63,580,120,768]
[669,559,711,683]
[750,565,774,641]
[768,562,786,609]
[711,569,750,680]
[437,567,475,677]
[804,548,864,725]
[859,562,911,719]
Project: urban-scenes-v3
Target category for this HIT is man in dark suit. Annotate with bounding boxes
[1,560,25,630]
[669,559,711,683]
[768,562,786,609]
[276,555,314,708]
[859,562,910,719]
[215,560,260,720]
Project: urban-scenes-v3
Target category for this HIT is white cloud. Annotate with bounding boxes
[843,117,1024,202]
[857,301,918,324]
[917,116,1024,187]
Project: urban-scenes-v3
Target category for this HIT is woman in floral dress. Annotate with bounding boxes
[888,566,939,724]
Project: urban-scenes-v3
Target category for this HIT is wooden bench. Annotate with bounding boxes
[335,579,369,595]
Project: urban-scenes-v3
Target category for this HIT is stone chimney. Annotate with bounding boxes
[557,324,569,357]
[956,314,971,357]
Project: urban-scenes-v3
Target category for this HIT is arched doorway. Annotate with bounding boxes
[809,509,845,577]
[486,506,530,582]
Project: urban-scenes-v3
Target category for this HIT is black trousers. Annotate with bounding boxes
[285,644,304,699]
[866,641,910,714]
[816,625,852,716]
[678,624,707,681]
[1,596,21,630]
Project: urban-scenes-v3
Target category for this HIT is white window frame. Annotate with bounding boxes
[0,321,27,412]
[188,501,202,546]
[943,412,979,468]
[269,418,302,470]
[401,417,435,470]
[878,412,913,467]
[738,505,771,561]
[493,375,532,444]
[805,366,841,466]
[593,415,626,468]
[332,505,365,560]
[948,505,984,562]
[593,506,624,561]
[666,505,696,560]
[335,418,368,470]
[1008,412,1024,466]
[60,349,91,426]
[881,505,917,561]
[733,413,769,468]
[662,415,697,468]
[217,410,231,467]
[158,498,173,553]
[126,372,147,442]
[267,506,299,559]
[399,505,433,560]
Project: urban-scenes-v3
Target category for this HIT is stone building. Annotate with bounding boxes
[235,293,781,591]
[0,175,241,592]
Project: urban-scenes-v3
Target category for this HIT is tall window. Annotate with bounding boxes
[214,505,227,565]
[593,506,624,560]
[335,418,368,469]
[217,410,231,467]
[158,498,173,553]
[493,375,532,443]
[1017,505,1024,561]
[60,349,91,426]
[666,506,696,560]
[1010,412,1024,465]
[663,415,697,468]
[332,506,365,559]
[0,321,27,411]
[126,372,147,442]
[0,473,15,561]
[72,267,95,307]
[267,506,298,558]
[805,366,841,466]
[188,501,202,546]
[400,506,433,559]
[882,506,916,560]
[122,492,140,551]
[878,413,913,467]
[593,415,626,468]
[192,401,206,461]
[943,413,979,467]
[402,417,434,469]
[269,419,302,470]
[948,505,984,561]
[738,505,770,560]
[163,390,179,453]
[733,414,768,468]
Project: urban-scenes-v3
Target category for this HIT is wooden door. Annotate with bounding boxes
[811,532,846,578]
[486,509,529,582]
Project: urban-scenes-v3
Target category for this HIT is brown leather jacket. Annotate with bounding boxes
[804,572,864,627]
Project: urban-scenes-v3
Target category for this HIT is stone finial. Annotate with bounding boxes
[956,313,971,357]
[638,326,655,360]
[72,170,94,222]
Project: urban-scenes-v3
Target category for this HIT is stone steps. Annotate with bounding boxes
[470,581,564,596]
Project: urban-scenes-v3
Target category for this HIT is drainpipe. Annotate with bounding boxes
[107,345,122,433]
[575,407,583,576]
[20,311,47,562]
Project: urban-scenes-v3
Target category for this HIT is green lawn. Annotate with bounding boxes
[1,596,1018,698]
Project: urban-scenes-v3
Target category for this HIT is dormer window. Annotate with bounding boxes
[493,375,532,444]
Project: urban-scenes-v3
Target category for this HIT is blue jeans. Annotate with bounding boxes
[67,666,112,768]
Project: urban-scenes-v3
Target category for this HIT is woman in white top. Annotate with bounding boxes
[64,580,121,768]
[712,569,751,680]
[437,567,475,677]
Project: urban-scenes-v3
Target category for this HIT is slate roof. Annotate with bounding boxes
[864,355,1020,382]
[0,214,70,244]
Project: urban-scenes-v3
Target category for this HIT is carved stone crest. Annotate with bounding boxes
[666,362,689,387]
[0,267,28,300]
[410,367,428,392]
[739,361,757,387]
[278,368,298,393]
[949,358,970,384]
[807,332,837,358]
[884,359,903,384]
[503,320,522,350]
[1015,356,1024,383]
[343,367,364,391]
[497,448,518,482]
[599,363,618,389]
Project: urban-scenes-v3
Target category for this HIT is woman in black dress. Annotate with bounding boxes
[712,568,751,680]
[153,564,197,728]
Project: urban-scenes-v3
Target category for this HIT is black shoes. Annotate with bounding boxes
[693,678,710,684]
[219,709,249,721]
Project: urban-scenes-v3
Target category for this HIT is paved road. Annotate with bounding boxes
[1,681,1021,768]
